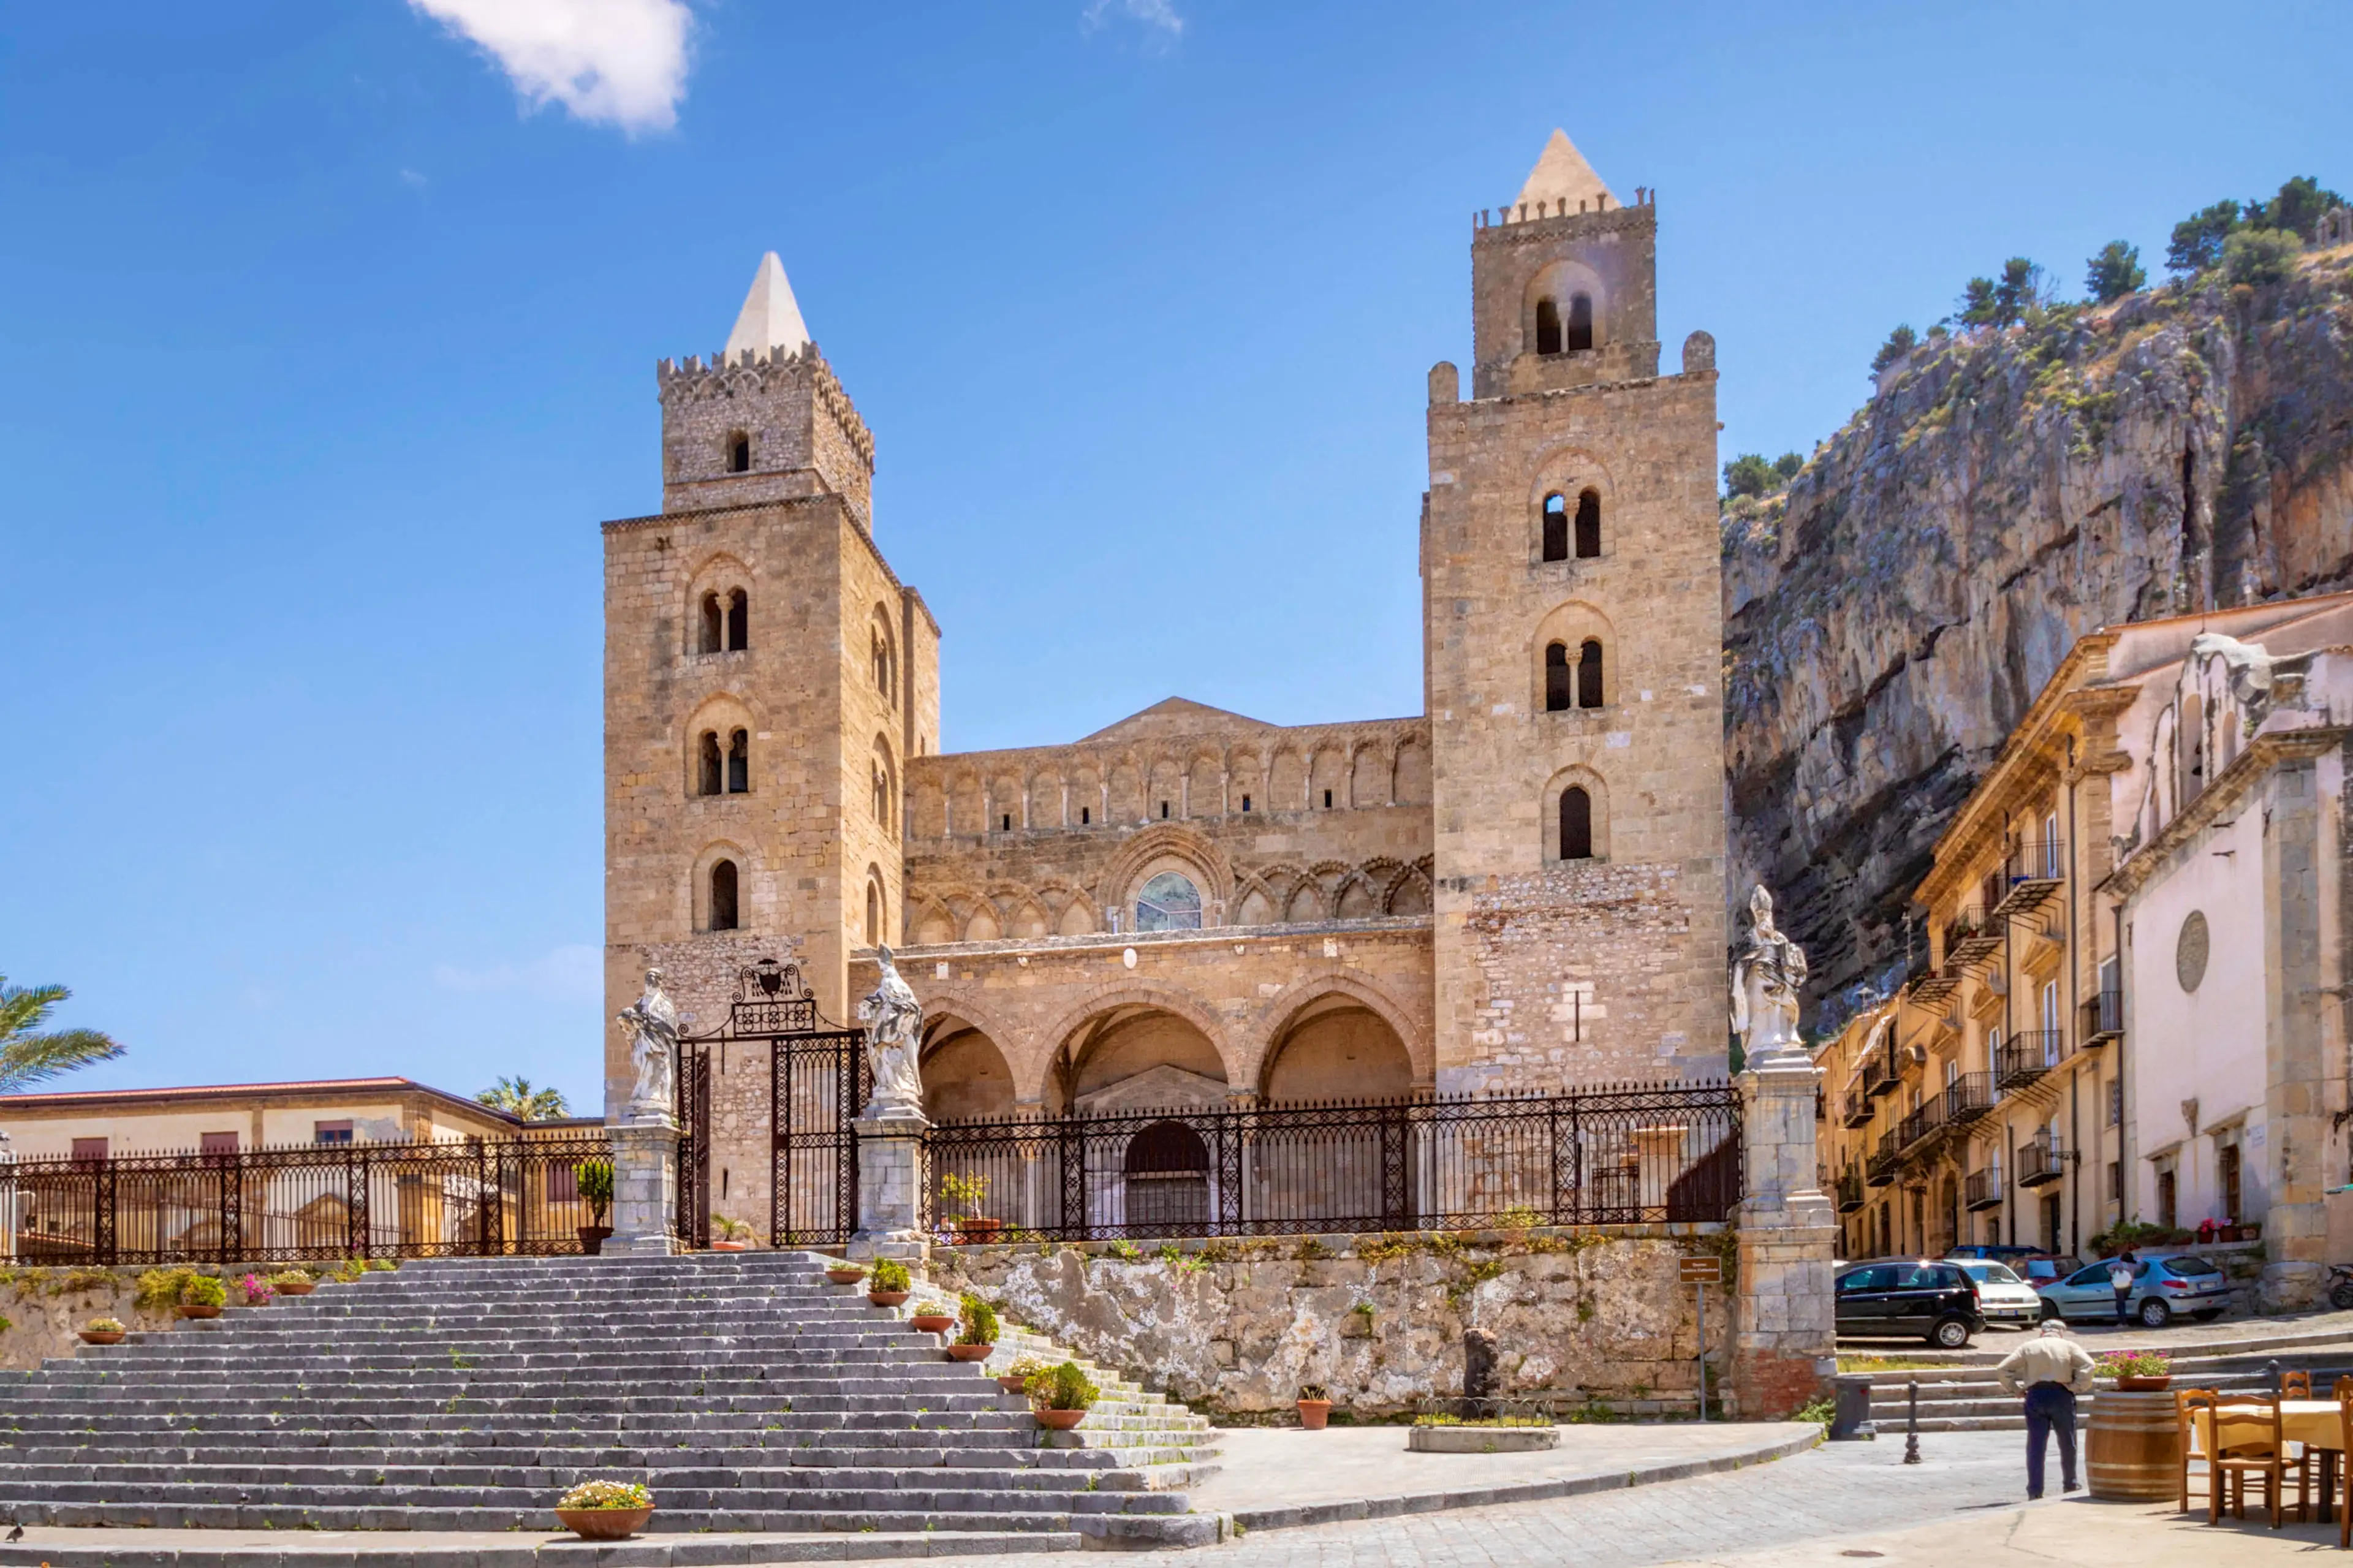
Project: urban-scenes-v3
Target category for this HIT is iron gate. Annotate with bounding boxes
[680,957,870,1248]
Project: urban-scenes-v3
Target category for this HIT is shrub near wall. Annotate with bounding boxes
[926,1224,1732,1420]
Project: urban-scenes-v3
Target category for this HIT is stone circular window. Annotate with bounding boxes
[1135,872,1202,933]
[2176,911,2210,993]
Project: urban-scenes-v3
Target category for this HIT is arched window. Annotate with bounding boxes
[1535,297,1563,356]
[726,589,748,651]
[1574,489,1601,558]
[1123,1119,1210,1232]
[873,629,893,700]
[1577,640,1604,708]
[872,759,893,829]
[699,593,724,654]
[1541,493,1568,562]
[697,731,722,796]
[1560,786,1593,860]
[1135,871,1202,932]
[708,859,740,931]
[865,879,884,946]
[1566,294,1594,352]
[1545,642,1573,712]
[727,729,749,793]
[727,433,751,474]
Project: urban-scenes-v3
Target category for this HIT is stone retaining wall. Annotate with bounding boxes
[0,1265,387,1371]
[923,1224,1733,1420]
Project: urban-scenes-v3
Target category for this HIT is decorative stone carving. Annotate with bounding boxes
[617,968,680,1123]
[855,945,925,1119]
[1729,885,1809,1070]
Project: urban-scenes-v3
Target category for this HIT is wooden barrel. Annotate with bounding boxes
[2087,1388,2181,1500]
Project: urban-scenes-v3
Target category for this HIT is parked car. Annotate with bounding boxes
[1946,1244,2044,1265]
[1836,1259,1984,1347]
[2014,1256,2082,1289]
[2036,1252,2232,1327]
[1950,1259,2042,1328]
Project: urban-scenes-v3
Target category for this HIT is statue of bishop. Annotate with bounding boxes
[1729,885,1809,1070]
[618,967,680,1120]
[856,946,926,1119]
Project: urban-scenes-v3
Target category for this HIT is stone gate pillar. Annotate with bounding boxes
[849,1108,930,1264]
[609,1113,680,1256]
[1729,1056,1838,1418]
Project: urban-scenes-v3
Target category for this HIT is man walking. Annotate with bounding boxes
[2109,1251,2139,1325]
[1996,1321,2097,1499]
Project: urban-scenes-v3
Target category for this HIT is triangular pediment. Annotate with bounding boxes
[1073,1063,1231,1116]
[1078,697,1272,744]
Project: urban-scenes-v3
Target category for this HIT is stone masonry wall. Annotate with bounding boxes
[924,1225,1732,1420]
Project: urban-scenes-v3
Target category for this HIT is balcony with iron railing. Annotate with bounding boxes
[1986,839,2066,920]
[2016,1135,2067,1188]
[1863,1048,1902,1099]
[1941,1070,1995,1126]
[1943,903,2003,969]
[2078,989,2123,1048]
[1963,1166,2004,1211]
[1896,1096,1946,1152]
[1866,1131,1901,1187]
[1840,1091,1875,1129]
[1996,1031,2066,1091]
[1835,1168,1865,1213]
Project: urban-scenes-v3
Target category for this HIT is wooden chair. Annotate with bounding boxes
[2177,1388,2218,1513]
[2334,1375,2353,1400]
[2285,1370,2314,1398]
[2205,1394,2311,1528]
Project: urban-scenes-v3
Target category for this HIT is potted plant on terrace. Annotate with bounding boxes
[948,1294,998,1362]
[237,1273,275,1308]
[825,1260,867,1286]
[271,1269,315,1297]
[176,1274,227,1320]
[575,1159,615,1256]
[553,1478,654,1540]
[79,1317,126,1346]
[2095,1350,2172,1392]
[999,1355,1046,1396]
[868,1258,911,1307]
[909,1299,957,1334]
[710,1214,755,1252]
[941,1172,1001,1244]
[1026,1360,1098,1431]
[1296,1383,1334,1431]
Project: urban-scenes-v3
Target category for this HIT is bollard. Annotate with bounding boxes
[1828,1374,1876,1441]
[1903,1379,1922,1464]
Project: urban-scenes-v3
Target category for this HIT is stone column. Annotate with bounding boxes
[850,1108,930,1264]
[608,1115,680,1257]
[1729,1058,1838,1418]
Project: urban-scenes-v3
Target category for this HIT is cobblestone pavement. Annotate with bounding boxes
[960,1430,2022,1566]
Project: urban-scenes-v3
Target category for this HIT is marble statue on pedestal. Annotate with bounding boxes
[617,967,680,1121]
[1729,885,1809,1070]
[855,946,925,1118]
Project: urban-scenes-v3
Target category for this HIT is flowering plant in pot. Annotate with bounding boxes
[79,1317,127,1346]
[999,1355,1047,1395]
[941,1172,1002,1244]
[710,1214,755,1252]
[271,1269,315,1297]
[825,1260,868,1286]
[947,1294,999,1362]
[909,1299,957,1333]
[867,1258,912,1307]
[238,1273,276,1308]
[176,1274,227,1319]
[1296,1382,1334,1431]
[1026,1360,1099,1430]
[2094,1350,2173,1392]
[553,1478,654,1540]
[575,1159,615,1255]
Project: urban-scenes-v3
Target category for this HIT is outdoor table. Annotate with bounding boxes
[2212,1400,2345,1520]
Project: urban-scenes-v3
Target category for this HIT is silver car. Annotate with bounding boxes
[1953,1259,2042,1327]
[2036,1251,2232,1327]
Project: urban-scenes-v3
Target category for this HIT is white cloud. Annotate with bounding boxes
[1082,0,1182,45]
[409,0,692,135]
[434,944,603,1002]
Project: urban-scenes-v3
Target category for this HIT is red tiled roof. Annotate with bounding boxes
[0,1077,524,1122]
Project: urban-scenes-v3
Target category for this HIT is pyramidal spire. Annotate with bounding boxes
[722,252,811,359]
[1515,129,1616,213]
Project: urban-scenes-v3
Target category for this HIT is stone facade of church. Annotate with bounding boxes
[601,134,1729,1222]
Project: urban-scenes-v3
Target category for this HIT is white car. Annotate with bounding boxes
[1953,1260,2042,1327]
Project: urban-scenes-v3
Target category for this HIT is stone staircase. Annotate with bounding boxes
[0,1252,1222,1548]
[1857,1324,2353,1433]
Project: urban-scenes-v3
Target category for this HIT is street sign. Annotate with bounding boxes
[1678,1256,1722,1285]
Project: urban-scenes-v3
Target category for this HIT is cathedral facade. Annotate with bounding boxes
[602,133,1729,1225]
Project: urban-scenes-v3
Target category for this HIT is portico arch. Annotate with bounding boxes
[1236,971,1431,1094]
[1036,985,1238,1115]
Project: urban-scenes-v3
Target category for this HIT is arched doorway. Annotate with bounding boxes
[920,1016,1017,1123]
[1259,998,1415,1102]
[1122,1119,1210,1233]
[1256,997,1417,1229]
[1053,1005,1229,1115]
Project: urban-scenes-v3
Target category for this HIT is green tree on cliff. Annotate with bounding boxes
[2245,176,2345,241]
[0,975,123,1095]
[1870,324,1917,376]
[2084,241,2146,304]
[2168,199,2244,275]
[2224,228,2304,287]
[1723,452,1805,500]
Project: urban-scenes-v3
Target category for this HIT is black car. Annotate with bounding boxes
[1835,1259,1983,1347]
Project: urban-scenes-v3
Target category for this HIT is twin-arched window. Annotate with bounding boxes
[1540,490,1603,562]
[698,729,751,795]
[1544,641,1605,711]
[700,589,749,653]
[1534,294,1595,356]
[872,610,897,707]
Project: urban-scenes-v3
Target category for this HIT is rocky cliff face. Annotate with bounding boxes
[1724,249,2353,1023]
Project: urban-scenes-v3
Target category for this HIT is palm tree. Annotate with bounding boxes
[0,975,124,1095]
[476,1076,570,1121]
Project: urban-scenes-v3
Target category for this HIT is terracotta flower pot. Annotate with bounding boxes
[868,1289,910,1308]
[577,1225,613,1257]
[176,1305,221,1320]
[555,1507,654,1540]
[946,1343,994,1361]
[954,1218,1004,1244]
[1297,1399,1333,1431]
[825,1267,866,1285]
[909,1313,956,1333]
[1035,1409,1087,1431]
[712,1240,749,1252]
[2116,1376,2173,1392]
[275,1280,315,1297]
[78,1330,125,1346]
[998,1373,1030,1393]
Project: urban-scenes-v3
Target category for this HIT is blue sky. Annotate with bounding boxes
[2,0,2344,1115]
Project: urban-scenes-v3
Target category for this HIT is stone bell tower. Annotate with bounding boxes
[1423,130,1727,1091]
[602,254,939,1142]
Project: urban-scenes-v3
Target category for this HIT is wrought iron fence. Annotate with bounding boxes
[0,1134,615,1267]
[919,1082,1741,1242]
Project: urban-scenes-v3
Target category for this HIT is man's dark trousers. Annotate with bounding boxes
[2024,1382,2078,1498]
[2115,1286,2132,1324]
